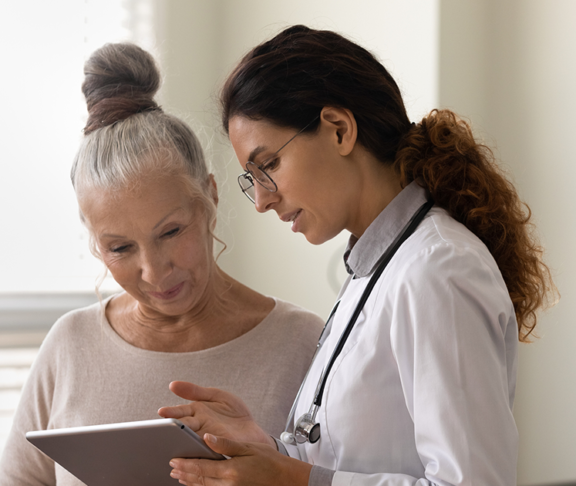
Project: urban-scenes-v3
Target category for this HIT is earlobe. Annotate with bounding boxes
[208,174,219,206]
[320,107,358,156]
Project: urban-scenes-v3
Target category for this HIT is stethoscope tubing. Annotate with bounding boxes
[282,199,434,444]
[281,300,340,438]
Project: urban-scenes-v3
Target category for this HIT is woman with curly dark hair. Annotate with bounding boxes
[160,25,556,486]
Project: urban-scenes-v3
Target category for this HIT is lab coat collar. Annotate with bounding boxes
[344,180,431,277]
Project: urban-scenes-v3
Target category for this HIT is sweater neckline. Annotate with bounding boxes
[96,293,280,358]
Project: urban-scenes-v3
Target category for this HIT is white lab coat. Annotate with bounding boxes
[285,204,518,486]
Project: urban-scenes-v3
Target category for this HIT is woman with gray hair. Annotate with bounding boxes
[0,42,323,485]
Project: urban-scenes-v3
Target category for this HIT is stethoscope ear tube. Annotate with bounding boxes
[282,199,434,446]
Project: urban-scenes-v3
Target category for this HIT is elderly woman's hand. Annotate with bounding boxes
[158,381,275,448]
[169,434,312,486]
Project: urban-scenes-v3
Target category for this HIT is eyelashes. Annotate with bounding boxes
[109,227,181,254]
[162,228,180,237]
[261,157,280,172]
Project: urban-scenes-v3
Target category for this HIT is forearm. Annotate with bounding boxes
[278,455,313,486]
[273,438,333,486]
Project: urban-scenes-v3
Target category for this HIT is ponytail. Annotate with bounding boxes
[395,109,557,341]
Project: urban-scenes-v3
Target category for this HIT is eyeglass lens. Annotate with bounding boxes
[238,161,277,202]
[238,173,256,202]
[250,162,275,189]
[238,115,319,203]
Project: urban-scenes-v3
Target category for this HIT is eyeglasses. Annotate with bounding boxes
[237,116,319,203]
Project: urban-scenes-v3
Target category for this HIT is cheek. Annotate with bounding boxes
[173,230,213,270]
[102,256,135,286]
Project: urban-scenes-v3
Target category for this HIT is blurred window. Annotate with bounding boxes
[0,0,155,455]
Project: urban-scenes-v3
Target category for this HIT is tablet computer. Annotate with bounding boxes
[26,418,225,486]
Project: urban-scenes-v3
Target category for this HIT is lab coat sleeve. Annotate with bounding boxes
[276,439,301,459]
[333,243,519,486]
[309,466,337,485]
[274,437,290,456]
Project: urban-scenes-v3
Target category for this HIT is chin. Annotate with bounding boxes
[302,230,337,246]
[142,294,191,316]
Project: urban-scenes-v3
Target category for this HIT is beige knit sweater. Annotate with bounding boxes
[0,296,323,485]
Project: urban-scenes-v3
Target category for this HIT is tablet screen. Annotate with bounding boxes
[26,418,225,486]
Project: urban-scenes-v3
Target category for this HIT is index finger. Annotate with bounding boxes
[169,381,225,403]
[157,403,194,419]
[158,382,227,418]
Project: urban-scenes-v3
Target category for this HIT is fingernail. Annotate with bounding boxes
[205,433,217,443]
[170,469,180,478]
[169,460,177,468]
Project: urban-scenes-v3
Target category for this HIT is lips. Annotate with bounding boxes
[280,209,302,223]
[148,282,184,301]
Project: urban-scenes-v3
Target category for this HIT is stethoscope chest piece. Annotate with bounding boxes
[294,412,321,444]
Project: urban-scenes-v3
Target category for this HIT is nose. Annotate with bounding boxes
[253,182,280,213]
[140,248,172,287]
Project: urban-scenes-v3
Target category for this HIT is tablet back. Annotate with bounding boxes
[26,418,224,486]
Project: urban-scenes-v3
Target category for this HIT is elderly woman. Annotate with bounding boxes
[0,43,323,485]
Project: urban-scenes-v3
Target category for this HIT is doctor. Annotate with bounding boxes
[159,25,556,486]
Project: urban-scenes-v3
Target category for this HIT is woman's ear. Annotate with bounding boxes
[208,174,219,206]
[320,107,358,156]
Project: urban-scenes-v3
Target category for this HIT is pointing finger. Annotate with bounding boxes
[157,404,193,419]
[169,381,224,402]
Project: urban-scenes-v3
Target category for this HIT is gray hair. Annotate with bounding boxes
[71,43,217,247]
[71,110,211,196]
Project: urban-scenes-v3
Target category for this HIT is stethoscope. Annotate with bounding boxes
[280,199,434,446]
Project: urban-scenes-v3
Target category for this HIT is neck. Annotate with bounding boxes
[107,267,274,352]
[135,265,232,329]
[347,151,403,239]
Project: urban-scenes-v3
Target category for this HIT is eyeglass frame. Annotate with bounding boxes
[237,115,320,203]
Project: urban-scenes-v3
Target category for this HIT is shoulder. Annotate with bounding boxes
[408,207,492,255]
[38,297,108,356]
[263,298,324,341]
[382,208,512,313]
[380,208,514,325]
[376,209,517,346]
[397,208,504,281]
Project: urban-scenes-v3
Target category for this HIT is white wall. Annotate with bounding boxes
[5,0,572,483]
[73,1,575,483]
[155,0,439,318]
[440,1,576,484]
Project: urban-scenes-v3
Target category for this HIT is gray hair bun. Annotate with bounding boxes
[82,43,161,134]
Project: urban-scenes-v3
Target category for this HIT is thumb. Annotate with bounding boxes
[204,434,251,457]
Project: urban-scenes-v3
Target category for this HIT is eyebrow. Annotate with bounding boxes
[100,207,184,238]
[247,146,267,166]
[153,207,183,230]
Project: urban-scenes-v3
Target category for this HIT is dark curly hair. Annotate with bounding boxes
[221,25,557,342]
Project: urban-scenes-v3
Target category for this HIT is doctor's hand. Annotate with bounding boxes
[169,434,312,486]
[158,381,275,448]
